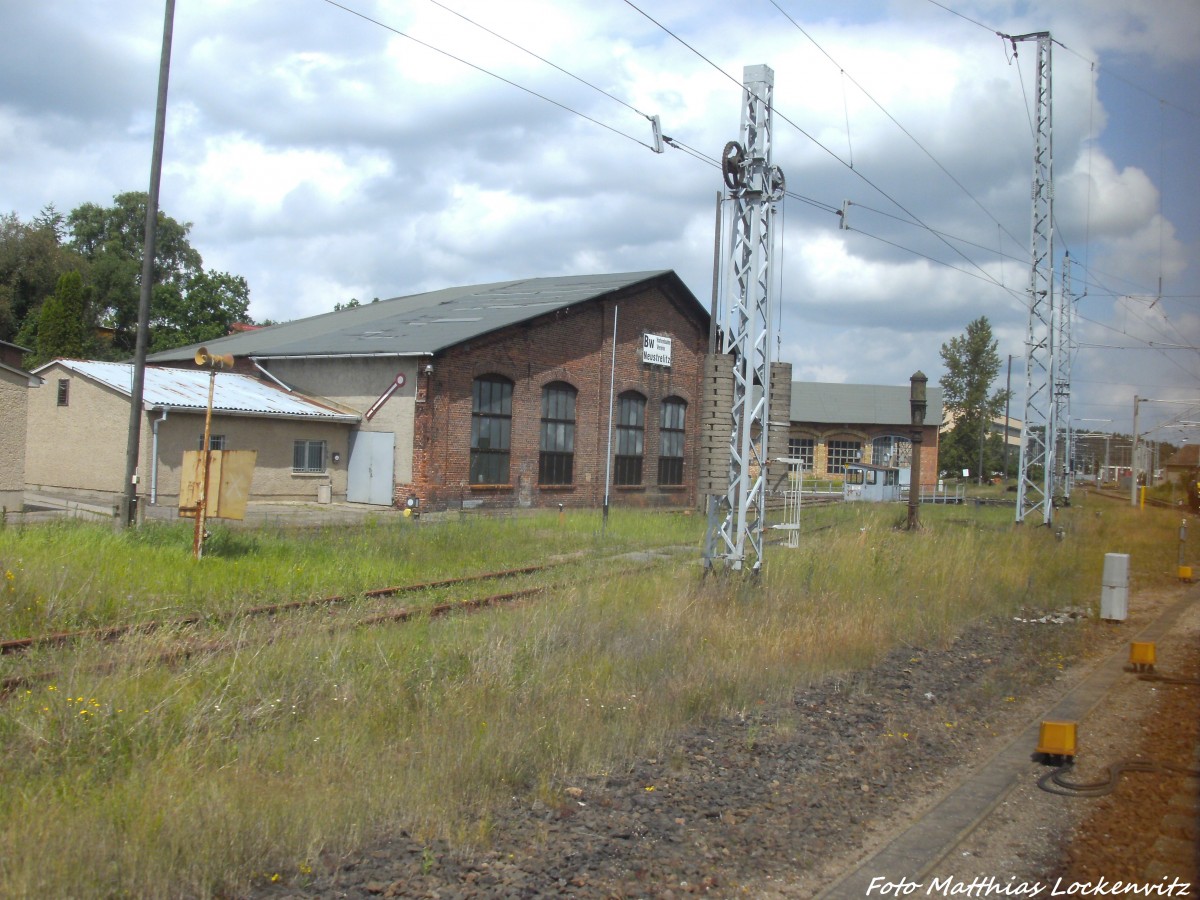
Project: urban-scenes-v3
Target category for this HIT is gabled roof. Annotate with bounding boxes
[37,360,359,422]
[0,359,40,386]
[149,270,695,362]
[790,381,944,427]
[1164,444,1200,469]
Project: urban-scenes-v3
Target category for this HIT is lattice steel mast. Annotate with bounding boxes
[1055,253,1074,504]
[1012,32,1057,526]
[704,64,786,572]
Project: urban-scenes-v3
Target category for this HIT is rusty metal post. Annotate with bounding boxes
[907,371,928,532]
[194,368,215,559]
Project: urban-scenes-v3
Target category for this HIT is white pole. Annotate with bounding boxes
[602,304,618,533]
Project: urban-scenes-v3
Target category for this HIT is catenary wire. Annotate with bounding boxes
[619,0,1011,296]
[317,0,657,152]
[769,0,1027,257]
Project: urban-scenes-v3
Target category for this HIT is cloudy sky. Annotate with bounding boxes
[3,0,1198,443]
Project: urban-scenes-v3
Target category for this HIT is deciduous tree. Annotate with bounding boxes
[938,316,1008,479]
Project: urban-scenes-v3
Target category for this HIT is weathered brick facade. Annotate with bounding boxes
[409,278,708,512]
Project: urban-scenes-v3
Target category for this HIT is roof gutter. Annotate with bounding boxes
[247,352,432,360]
[144,404,360,424]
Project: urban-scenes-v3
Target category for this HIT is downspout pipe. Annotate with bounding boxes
[150,408,168,505]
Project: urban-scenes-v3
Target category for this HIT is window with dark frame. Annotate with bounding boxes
[198,434,227,451]
[614,391,646,486]
[657,397,686,485]
[292,439,327,474]
[470,375,513,485]
[787,437,814,471]
[538,381,576,485]
[826,440,862,475]
[56,379,69,407]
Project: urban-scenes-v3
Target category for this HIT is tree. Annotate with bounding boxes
[938,316,1008,479]
[0,209,80,345]
[67,191,203,354]
[150,270,251,352]
[32,271,90,365]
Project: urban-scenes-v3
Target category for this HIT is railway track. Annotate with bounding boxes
[0,550,677,702]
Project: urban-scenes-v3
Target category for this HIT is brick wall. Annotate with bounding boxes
[410,280,708,512]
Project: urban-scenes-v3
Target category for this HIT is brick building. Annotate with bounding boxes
[786,381,942,490]
[148,271,710,512]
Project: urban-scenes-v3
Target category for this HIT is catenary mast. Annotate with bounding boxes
[704,64,786,572]
[1012,32,1057,526]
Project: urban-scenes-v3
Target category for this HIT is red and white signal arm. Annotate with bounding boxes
[642,333,672,367]
[365,372,408,421]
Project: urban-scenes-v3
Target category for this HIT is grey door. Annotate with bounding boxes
[347,431,395,505]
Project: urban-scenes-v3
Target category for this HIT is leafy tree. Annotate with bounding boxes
[67,191,203,354]
[150,270,251,352]
[32,271,90,365]
[0,209,80,345]
[938,316,1008,479]
[4,194,256,359]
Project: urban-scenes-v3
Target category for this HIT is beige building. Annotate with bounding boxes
[26,360,359,509]
[1,358,39,511]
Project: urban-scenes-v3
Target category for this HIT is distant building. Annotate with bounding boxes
[0,355,40,510]
[786,381,942,489]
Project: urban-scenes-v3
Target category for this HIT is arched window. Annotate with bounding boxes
[614,391,646,485]
[658,397,686,485]
[470,375,513,485]
[539,381,577,485]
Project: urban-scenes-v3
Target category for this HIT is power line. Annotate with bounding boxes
[425,0,653,121]
[925,0,1200,120]
[317,0,657,152]
[619,0,1011,295]
[769,0,1027,257]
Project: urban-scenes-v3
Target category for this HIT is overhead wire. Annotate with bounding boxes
[620,0,1012,298]
[769,0,1028,257]
[316,0,658,152]
[425,0,656,123]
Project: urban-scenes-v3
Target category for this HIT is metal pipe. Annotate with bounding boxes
[150,409,168,505]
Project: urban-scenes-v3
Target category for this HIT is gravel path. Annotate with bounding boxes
[245,588,1196,900]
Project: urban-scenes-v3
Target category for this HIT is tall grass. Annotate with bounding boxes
[0,500,1183,897]
[0,508,701,637]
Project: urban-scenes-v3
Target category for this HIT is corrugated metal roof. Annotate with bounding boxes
[148,271,686,362]
[41,360,359,421]
[790,382,944,427]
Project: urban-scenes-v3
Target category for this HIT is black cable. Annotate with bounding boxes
[1038,759,1200,798]
[317,0,656,152]
[621,0,1009,295]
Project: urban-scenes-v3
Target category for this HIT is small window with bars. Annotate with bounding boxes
[293,439,327,474]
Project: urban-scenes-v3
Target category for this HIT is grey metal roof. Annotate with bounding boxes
[39,360,359,421]
[790,381,944,427]
[148,271,685,362]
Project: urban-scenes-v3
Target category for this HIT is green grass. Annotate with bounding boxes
[0,499,1185,898]
[0,508,702,638]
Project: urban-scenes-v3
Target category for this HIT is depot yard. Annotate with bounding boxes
[0,498,1183,898]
